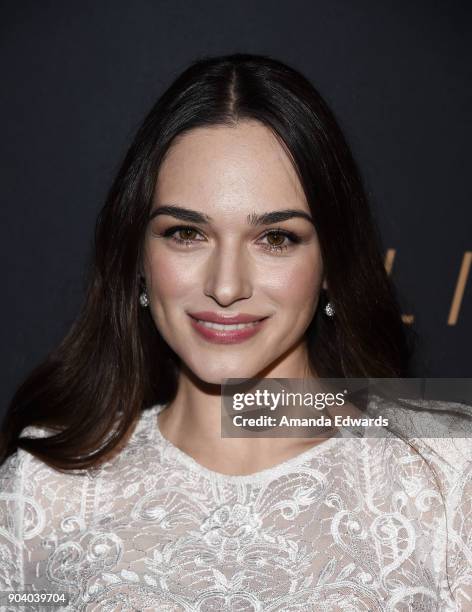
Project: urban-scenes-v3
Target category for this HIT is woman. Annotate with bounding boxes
[1,53,470,610]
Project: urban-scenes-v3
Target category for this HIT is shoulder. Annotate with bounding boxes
[0,448,26,495]
[0,403,161,512]
[404,397,472,488]
[367,395,472,469]
[364,394,472,502]
[19,404,160,452]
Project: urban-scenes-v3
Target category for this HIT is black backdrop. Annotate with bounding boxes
[2,1,471,418]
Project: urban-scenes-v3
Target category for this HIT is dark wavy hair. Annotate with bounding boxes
[1,52,415,469]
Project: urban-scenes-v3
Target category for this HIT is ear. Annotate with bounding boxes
[138,260,145,279]
[137,270,146,289]
[322,278,328,291]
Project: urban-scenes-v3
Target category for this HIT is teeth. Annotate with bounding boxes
[196,320,260,330]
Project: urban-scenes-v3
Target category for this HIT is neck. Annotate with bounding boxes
[156,342,329,475]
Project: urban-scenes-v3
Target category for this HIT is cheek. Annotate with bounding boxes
[260,254,322,308]
[146,250,197,300]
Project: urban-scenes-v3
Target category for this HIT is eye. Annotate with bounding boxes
[258,229,301,254]
[160,225,206,246]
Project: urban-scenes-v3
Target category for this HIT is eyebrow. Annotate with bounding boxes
[148,205,314,226]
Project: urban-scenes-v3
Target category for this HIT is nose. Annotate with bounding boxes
[203,240,253,307]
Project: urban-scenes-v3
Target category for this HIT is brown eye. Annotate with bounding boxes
[266,231,286,246]
[258,229,301,254]
[178,228,198,241]
[160,225,206,245]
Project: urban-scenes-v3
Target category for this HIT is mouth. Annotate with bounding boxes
[187,314,269,344]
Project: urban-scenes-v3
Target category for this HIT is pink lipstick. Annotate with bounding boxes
[188,311,269,344]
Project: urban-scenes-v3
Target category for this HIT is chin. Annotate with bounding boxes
[191,360,262,385]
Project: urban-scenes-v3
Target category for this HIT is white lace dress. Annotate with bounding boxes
[1,401,471,611]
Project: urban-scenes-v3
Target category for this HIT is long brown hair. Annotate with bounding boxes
[1,52,415,469]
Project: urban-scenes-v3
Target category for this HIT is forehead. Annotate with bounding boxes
[154,120,309,216]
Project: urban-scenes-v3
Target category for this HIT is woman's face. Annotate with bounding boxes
[142,120,326,383]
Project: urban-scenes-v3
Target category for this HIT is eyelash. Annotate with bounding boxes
[159,225,301,254]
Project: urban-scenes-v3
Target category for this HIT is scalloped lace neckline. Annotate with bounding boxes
[148,403,348,483]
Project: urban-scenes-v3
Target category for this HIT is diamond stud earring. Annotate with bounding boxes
[139,290,150,308]
[324,301,335,317]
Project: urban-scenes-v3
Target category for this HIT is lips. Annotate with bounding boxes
[188,311,269,344]
[189,311,267,324]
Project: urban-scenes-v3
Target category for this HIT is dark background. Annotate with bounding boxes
[2,1,471,418]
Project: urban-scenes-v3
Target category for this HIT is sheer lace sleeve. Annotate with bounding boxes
[418,437,472,610]
[0,450,25,592]
[443,439,472,610]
